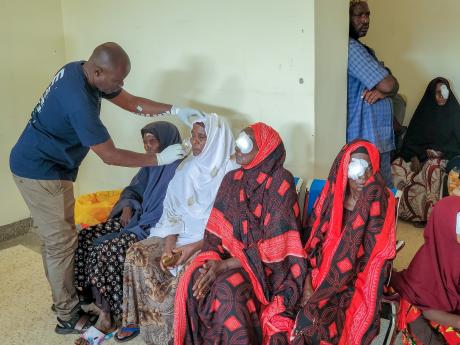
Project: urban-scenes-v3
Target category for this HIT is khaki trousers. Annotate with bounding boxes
[13,174,79,321]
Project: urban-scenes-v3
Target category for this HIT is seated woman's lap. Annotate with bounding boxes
[125,236,165,268]
[75,218,123,288]
[75,217,137,318]
[77,218,123,246]
[87,232,136,316]
[186,267,262,344]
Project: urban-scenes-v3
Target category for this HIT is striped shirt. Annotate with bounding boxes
[347,38,394,153]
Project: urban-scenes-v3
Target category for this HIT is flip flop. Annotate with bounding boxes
[114,327,140,343]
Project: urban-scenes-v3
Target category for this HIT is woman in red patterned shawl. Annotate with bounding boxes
[292,140,396,345]
[174,122,307,345]
[391,195,460,345]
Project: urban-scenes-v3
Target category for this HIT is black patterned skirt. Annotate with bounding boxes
[74,218,138,319]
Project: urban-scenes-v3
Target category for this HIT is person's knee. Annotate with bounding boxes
[44,235,78,257]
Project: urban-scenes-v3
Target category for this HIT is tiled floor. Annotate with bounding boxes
[0,221,423,345]
[0,230,145,345]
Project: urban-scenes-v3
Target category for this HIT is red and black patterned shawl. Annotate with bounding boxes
[174,123,307,345]
[292,140,396,345]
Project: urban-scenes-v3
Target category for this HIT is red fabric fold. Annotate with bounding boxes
[391,195,460,313]
[174,251,222,345]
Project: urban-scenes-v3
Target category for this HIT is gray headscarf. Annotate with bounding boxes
[141,121,181,151]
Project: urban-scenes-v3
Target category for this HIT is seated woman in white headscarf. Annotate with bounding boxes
[114,113,237,344]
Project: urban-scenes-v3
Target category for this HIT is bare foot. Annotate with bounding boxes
[93,311,113,334]
[74,311,116,345]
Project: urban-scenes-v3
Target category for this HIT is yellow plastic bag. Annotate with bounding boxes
[75,190,122,227]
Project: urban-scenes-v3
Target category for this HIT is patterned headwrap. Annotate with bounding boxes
[292,140,396,345]
[244,122,282,170]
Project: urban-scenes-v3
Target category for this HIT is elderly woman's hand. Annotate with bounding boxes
[120,206,132,227]
[192,260,222,299]
[300,274,314,307]
[160,235,178,271]
[173,240,202,266]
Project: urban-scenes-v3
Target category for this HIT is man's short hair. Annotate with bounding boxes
[350,0,367,12]
[350,0,367,6]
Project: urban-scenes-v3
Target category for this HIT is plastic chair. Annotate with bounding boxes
[293,176,304,195]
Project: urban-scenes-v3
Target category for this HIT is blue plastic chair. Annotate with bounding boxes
[304,179,400,219]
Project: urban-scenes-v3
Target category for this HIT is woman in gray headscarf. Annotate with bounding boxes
[74,121,181,345]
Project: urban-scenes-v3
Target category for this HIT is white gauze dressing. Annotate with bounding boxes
[440,84,450,100]
[348,158,369,180]
[235,131,253,154]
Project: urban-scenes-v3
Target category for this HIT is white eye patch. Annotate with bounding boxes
[236,131,254,154]
[348,158,369,180]
[440,84,450,100]
[456,212,460,235]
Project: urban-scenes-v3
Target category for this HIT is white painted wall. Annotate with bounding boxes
[60,0,316,195]
[314,0,349,178]
[1,1,352,225]
[0,0,66,225]
[365,0,460,124]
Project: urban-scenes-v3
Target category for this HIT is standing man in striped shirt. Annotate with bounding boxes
[347,0,399,187]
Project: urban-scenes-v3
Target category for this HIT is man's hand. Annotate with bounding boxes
[192,260,222,299]
[156,144,185,165]
[362,89,385,104]
[120,206,132,227]
[170,106,205,127]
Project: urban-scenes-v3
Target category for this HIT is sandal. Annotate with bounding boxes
[77,326,115,345]
[114,327,140,343]
[55,308,97,335]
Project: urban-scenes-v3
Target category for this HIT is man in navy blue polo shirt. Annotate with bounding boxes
[347,1,399,187]
[9,42,198,334]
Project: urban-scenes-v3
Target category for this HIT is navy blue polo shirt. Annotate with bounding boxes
[10,61,120,181]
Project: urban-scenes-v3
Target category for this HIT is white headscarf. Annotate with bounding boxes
[149,113,238,247]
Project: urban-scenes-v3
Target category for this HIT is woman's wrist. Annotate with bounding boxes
[193,240,203,252]
[216,260,227,274]
[164,235,177,252]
